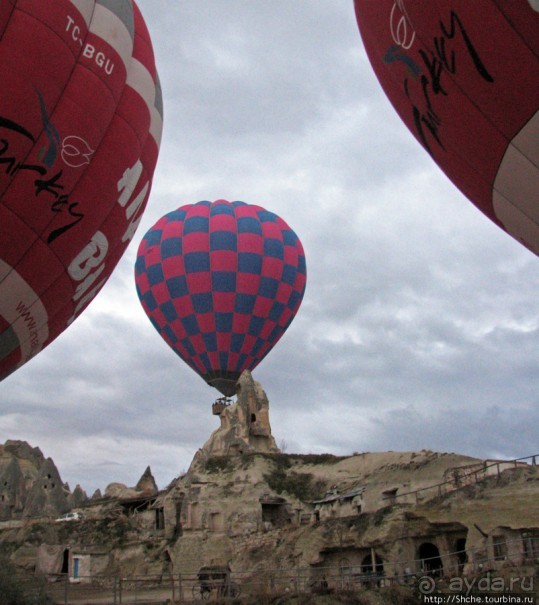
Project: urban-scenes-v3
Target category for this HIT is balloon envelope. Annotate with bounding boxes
[135,200,307,396]
[354,0,539,254]
[0,0,163,380]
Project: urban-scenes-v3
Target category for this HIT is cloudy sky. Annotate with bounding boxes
[2,1,538,496]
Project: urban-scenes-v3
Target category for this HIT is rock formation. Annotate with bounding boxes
[0,440,80,520]
[0,385,537,593]
[23,458,69,518]
[136,466,158,495]
[104,483,139,500]
[191,370,280,469]
[68,484,88,509]
[104,466,158,500]
[0,456,25,519]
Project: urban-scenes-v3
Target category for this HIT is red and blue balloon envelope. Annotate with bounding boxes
[135,200,307,397]
[0,0,163,380]
[354,0,539,255]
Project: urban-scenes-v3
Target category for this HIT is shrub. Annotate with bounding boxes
[264,469,326,503]
[205,456,232,473]
[289,453,347,465]
[0,555,54,605]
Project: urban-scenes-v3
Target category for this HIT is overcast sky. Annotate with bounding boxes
[1,1,538,496]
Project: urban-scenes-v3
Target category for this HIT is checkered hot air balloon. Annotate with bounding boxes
[134,200,307,397]
[0,0,163,381]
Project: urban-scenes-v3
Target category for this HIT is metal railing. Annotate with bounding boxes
[384,453,538,505]
[39,536,538,604]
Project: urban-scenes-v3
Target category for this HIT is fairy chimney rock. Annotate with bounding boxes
[68,484,88,509]
[192,370,280,465]
[23,458,69,518]
[136,466,158,495]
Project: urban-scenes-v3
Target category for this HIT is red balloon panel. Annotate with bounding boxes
[0,0,163,380]
[354,0,539,254]
[135,200,307,397]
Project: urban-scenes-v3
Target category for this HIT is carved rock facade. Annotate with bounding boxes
[191,370,280,467]
[0,381,537,589]
[0,440,86,520]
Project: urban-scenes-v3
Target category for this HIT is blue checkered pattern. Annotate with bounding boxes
[135,200,306,396]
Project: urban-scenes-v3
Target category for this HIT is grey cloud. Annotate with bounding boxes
[1,1,537,496]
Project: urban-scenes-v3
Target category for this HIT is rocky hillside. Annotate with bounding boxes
[0,372,536,593]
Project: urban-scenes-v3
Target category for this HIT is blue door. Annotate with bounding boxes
[73,558,79,579]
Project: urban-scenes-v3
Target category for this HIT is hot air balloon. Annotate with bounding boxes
[135,200,307,398]
[0,1,163,380]
[354,0,539,254]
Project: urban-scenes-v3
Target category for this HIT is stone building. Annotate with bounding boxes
[309,510,469,585]
[312,486,365,521]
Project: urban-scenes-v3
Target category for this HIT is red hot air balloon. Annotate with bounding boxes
[0,1,163,380]
[354,0,539,255]
[135,200,307,397]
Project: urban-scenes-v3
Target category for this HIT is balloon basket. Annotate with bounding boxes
[212,397,233,416]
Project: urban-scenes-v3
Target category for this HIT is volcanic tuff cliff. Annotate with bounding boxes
[0,373,537,586]
[0,440,87,520]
